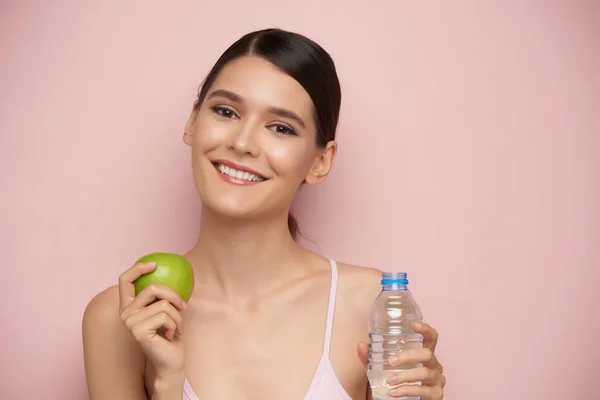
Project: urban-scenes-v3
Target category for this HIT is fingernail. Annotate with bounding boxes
[414,322,423,329]
[389,355,399,365]
[388,388,398,395]
[181,301,188,309]
[387,375,399,384]
[146,262,156,267]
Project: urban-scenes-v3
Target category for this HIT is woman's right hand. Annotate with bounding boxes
[118,261,188,379]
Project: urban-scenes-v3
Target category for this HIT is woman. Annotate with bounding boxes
[82,28,445,400]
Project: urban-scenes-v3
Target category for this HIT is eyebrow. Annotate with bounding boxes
[208,89,242,103]
[208,89,306,129]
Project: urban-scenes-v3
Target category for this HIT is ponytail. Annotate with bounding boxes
[287,212,299,240]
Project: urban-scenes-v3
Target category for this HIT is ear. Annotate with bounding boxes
[183,99,200,146]
[304,141,337,185]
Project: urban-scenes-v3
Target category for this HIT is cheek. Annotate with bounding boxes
[265,138,315,178]
[193,117,227,151]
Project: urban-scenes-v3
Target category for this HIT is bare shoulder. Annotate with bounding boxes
[82,285,147,399]
[330,261,384,338]
[327,262,383,399]
[336,262,383,310]
[337,261,383,283]
[82,285,137,344]
[83,285,121,326]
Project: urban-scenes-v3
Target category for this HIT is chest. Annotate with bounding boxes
[184,292,331,399]
[144,277,370,400]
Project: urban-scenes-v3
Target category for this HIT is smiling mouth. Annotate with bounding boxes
[212,162,267,183]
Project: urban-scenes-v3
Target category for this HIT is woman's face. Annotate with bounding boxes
[184,55,336,220]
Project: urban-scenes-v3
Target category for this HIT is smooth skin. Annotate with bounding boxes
[82,55,445,400]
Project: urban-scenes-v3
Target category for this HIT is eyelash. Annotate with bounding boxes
[210,105,238,120]
[209,105,297,136]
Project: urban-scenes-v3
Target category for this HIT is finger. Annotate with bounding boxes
[389,347,434,367]
[424,353,443,374]
[357,341,369,369]
[413,322,439,351]
[388,384,443,400]
[386,366,441,387]
[122,283,187,320]
[124,299,184,335]
[118,262,157,312]
[131,312,178,343]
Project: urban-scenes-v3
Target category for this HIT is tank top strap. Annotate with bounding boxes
[323,258,339,354]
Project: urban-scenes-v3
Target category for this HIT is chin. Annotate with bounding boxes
[195,177,268,221]
[201,194,263,220]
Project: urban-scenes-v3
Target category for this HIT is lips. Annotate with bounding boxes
[210,159,269,185]
[213,162,266,182]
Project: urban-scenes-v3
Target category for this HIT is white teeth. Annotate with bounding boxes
[216,163,265,182]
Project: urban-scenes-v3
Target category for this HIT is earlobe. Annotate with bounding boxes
[183,131,192,145]
[183,99,200,146]
[304,141,337,185]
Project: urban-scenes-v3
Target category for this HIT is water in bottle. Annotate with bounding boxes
[367,272,423,400]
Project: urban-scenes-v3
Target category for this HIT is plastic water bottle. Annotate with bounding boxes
[367,272,423,400]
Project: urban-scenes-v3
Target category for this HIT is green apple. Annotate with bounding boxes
[134,252,195,302]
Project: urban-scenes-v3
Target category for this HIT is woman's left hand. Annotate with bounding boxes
[358,321,446,400]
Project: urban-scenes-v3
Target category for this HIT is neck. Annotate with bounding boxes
[185,206,305,300]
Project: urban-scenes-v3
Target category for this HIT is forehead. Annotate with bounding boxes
[209,56,315,120]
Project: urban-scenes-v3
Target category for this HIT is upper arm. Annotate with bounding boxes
[331,264,383,399]
[82,285,147,400]
[360,267,380,400]
[348,266,384,328]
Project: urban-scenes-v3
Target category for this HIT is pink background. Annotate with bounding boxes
[1,1,598,399]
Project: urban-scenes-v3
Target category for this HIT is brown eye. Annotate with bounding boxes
[269,124,297,136]
[210,106,239,119]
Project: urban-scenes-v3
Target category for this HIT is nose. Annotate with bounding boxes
[227,120,261,157]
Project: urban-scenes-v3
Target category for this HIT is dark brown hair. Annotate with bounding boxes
[195,28,342,239]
